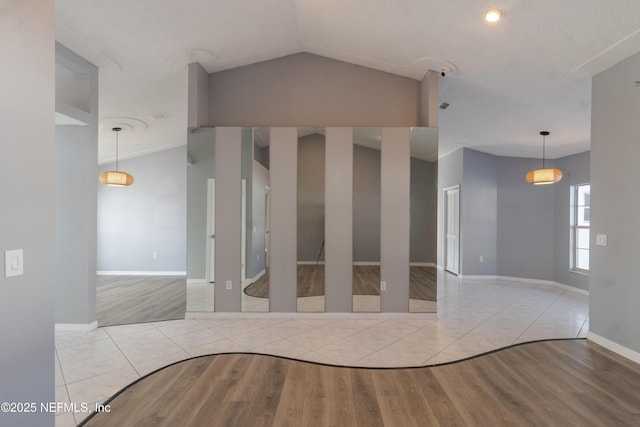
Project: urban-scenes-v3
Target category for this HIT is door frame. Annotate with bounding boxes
[206,178,215,283]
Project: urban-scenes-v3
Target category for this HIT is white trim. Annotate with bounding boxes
[409,262,438,267]
[55,321,98,332]
[249,269,266,283]
[187,278,207,285]
[457,275,589,296]
[187,312,437,320]
[544,280,589,296]
[97,271,186,276]
[588,332,640,365]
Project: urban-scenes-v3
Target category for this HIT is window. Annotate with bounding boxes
[572,183,590,272]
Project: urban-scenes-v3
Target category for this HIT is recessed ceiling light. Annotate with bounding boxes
[484,8,503,23]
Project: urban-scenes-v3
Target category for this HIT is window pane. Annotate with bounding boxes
[576,249,589,270]
[578,207,590,226]
[578,184,590,206]
[577,228,590,250]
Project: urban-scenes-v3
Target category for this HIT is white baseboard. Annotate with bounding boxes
[409,262,438,267]
[187,278,207,285]
[97,271,186,276]
[55,321,98,332]
[457,274,589,296]
[588,332,640,365]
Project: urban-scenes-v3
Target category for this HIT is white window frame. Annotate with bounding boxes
[571,183,590,273]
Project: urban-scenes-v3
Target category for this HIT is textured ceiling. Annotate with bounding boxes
[55,0,640,162]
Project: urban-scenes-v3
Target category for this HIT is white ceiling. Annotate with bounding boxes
[55,0,640,163]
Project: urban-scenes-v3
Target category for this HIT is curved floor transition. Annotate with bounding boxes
[80,339,640,427]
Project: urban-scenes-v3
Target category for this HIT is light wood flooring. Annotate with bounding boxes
[96,276,186,326]
[80,339,640,426]
[244,266,436,301]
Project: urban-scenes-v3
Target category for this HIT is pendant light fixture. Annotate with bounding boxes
[99,127,135,186]
[525,131,563,185]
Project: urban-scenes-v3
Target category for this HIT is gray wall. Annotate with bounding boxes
[241,128,254,278]
[98,146,187,272]
[591,50,640,353]
[188,62,209,128]
[438,147,590,288]
[295,137,438,264]
[56,126,97,324]
[353,144,382,262]
[207,53,420,127]
[214,128,242,312]
[250,161,269,278]
[269,128,298,311]
[297,134,326,261]
[55,42,99,325]
[0,1,55,424]
[380,128,411,312]
[325,128,354,312]
[187,128,215,280]
[462,149,498,275]
[410,157,437,264]
[496,156,556,280]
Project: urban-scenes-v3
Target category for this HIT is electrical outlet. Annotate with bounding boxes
[479,255,484,263]
[380,281,387,291]
[153,251,158,259]
[225,280,232,290]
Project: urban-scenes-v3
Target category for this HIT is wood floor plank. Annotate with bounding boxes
[96,275,186,326]
[82,340,640,427]
[244,266,436,301]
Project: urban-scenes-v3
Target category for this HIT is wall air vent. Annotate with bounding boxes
[439,102,450,110]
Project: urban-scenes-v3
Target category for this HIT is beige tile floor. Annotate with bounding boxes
[55,273,589,426]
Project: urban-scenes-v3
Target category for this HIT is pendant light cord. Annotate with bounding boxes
[112,127,122,172]
[115,130,119,172]
[544,135,546,169]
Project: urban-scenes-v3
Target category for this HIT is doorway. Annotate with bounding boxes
[444,185,460,275]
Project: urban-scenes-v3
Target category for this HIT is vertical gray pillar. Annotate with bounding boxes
[380,127,411,312]
[269,127,298,312]
[55,43,98,325]
[420,70,439,127]
[324,128,353,312]
[214,127,242,312]
[188,62,209,128]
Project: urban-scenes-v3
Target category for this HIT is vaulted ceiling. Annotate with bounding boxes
[55,0,640,163]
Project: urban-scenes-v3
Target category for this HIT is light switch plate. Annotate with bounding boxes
[5,249,24,278]
[596,234,607,247]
